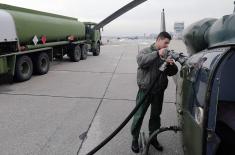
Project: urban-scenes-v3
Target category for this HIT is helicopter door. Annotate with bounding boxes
[206,49,235,155]
[180,52,205,155]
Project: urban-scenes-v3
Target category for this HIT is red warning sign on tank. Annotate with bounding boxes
[41,36,47,44]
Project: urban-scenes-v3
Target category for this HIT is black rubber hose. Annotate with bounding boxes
[85,73,163,155]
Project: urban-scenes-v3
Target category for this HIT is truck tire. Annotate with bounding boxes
[81,44,88,60]
[34,52,50,75]
[14,55,33,82]
[69,45,81,62]
[93,43,100,56]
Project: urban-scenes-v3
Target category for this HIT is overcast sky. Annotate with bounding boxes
[0,0,233,36]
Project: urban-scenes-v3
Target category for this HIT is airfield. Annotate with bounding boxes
[0,39,186,155]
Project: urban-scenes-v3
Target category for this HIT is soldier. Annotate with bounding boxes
[131,32,178,153]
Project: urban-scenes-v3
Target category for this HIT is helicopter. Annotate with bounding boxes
[140,2,235,155]
[174,2,235,154]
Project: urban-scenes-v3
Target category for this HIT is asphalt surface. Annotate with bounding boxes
[0,40,186,155]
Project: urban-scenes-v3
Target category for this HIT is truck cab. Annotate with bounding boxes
[84,22,101,56]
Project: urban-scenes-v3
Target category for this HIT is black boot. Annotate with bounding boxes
[151,138,163,152]
[131,139,140,153]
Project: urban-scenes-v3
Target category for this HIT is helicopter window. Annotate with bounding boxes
[189,69,207,126]
[194,77,207,106]
[193,56,217,107]
[186,53,205,82]
[181,53,206,118]
[192,52,222,108]
[202,52,222,69]
[194,52,223,106]
[187,52,221,121]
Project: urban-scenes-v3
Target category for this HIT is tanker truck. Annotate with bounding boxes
[0,4,102,82]
[0,0,147,82]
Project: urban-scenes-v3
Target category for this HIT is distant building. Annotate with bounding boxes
[174,22,184,39]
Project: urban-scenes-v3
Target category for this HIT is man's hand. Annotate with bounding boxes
[158,48,167,58]
[166,58,175,65]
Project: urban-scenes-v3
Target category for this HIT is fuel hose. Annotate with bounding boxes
[84,73,163,155]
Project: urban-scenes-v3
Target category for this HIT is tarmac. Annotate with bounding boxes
[0,39,186,155]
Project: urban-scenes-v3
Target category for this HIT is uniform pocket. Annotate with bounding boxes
[137,68,151,88]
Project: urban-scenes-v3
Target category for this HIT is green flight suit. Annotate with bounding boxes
[131,43,178,140]
[131,89,164,140]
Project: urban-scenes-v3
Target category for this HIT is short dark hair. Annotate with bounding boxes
[157,31,172,40]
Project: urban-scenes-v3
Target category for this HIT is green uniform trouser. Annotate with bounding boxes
[131,88,164,140]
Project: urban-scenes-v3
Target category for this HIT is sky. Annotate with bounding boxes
[0,0,233,36]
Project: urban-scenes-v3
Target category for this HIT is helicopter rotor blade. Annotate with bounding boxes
[94,0,148,30]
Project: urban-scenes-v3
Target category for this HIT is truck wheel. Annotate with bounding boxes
[81,44,88,60]
[93,43,100,56]
[34,52,50,75]
[14,55,33,82]
[70,45,81,62]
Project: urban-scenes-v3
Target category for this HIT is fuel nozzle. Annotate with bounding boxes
[159,49,188,72]
[159,49,172,72]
